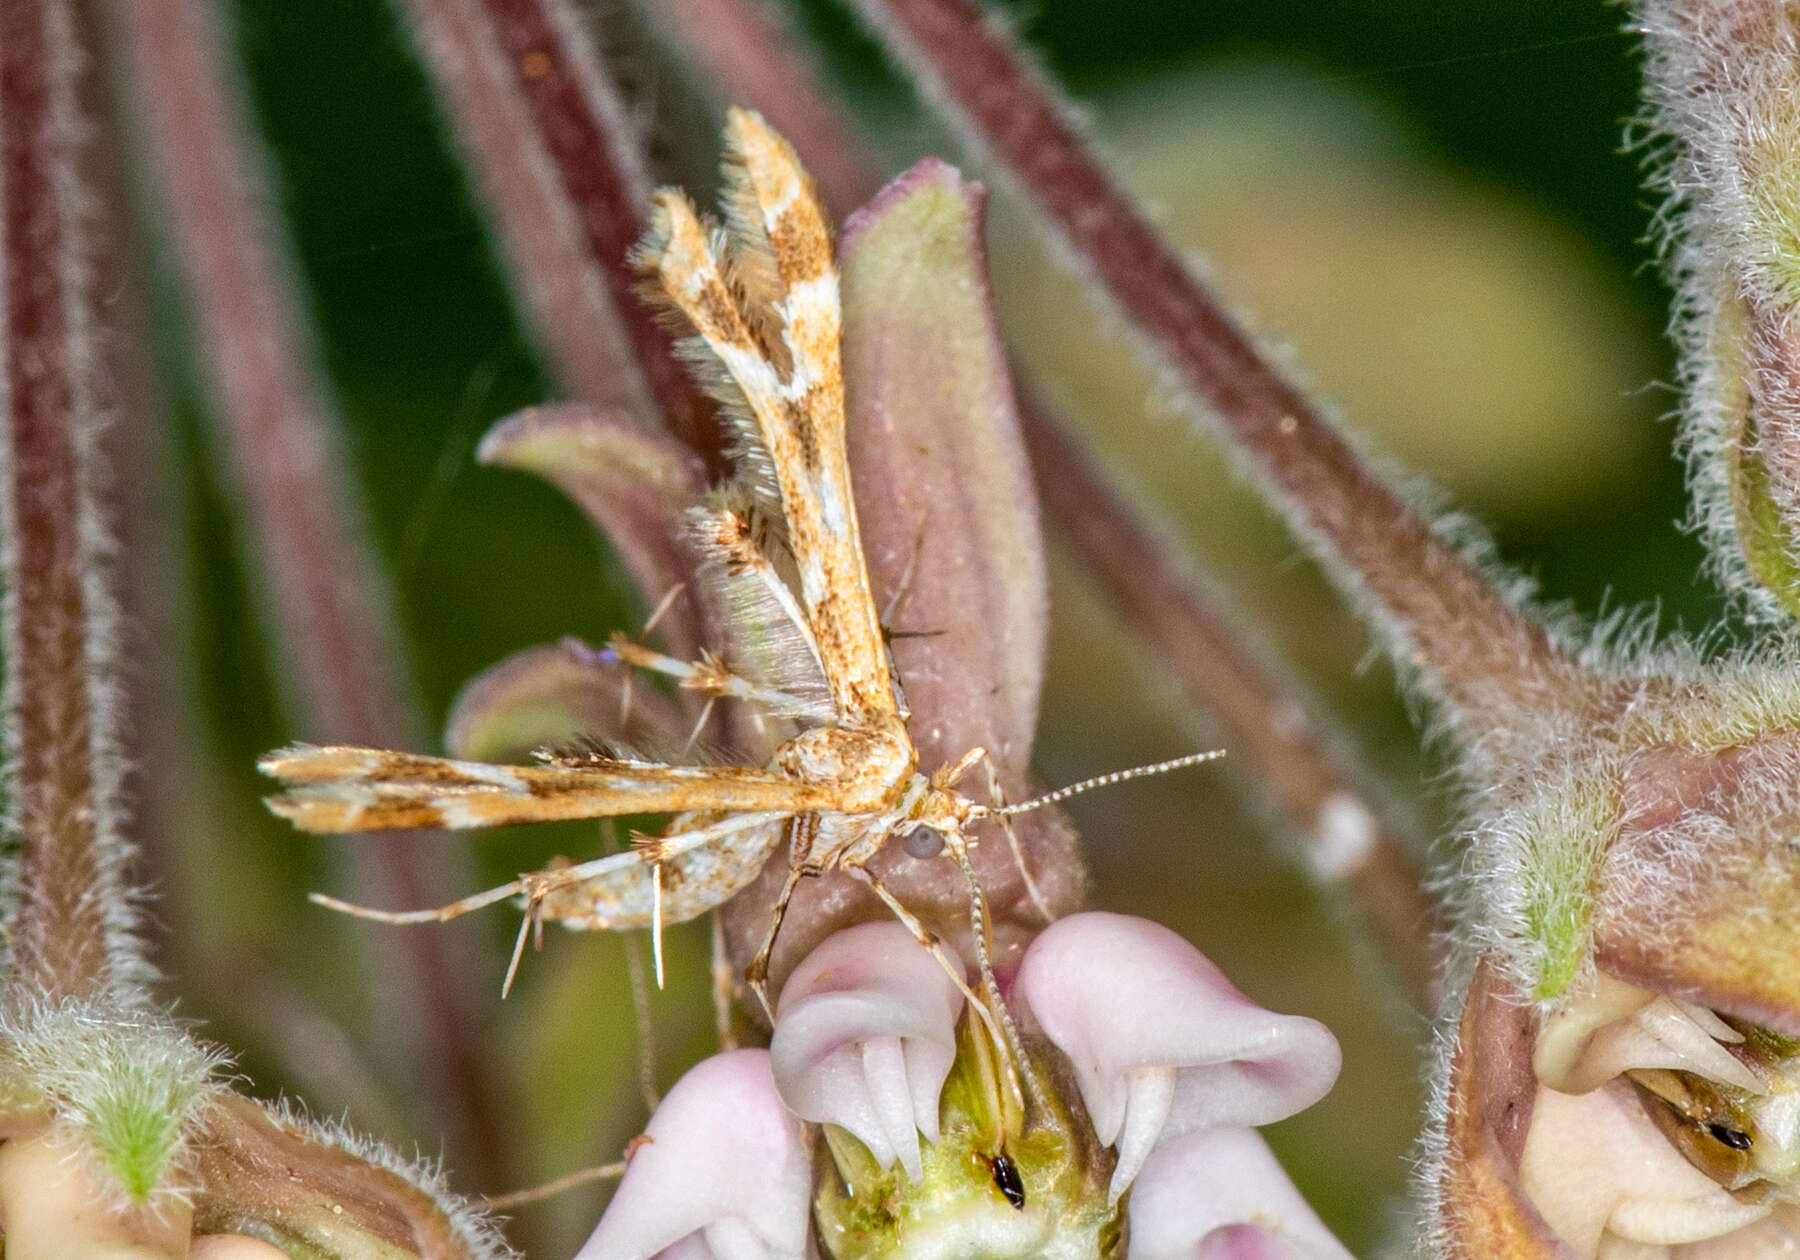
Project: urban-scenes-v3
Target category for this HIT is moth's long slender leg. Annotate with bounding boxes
[845,860,1024,1108]
[879,507,931,628]
[312,878,529,926]
[710,913,740,1051]
[311,810,791,925]
[605,635,821,718]
[604,816,662,1113]
[745,863,806,1024]
[744,810,819,1021]
[981,757,1054,924]
[650,861,666,988]
[639,581,686,641]
[501,889,547,998]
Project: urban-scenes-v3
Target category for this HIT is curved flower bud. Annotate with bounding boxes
[444,637,689,764]
[478,404,707,656]
[1127,1128,1353,1260]
[770,921,964,1182]
[575,1049,812,1260]
[1012,912,1340,1199]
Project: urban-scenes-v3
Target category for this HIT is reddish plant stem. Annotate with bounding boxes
[1024,407,1444,1007]
[848,0,1593,731]
[417,0,726,471]
[0,0,132,1000]
[639,0,879,218]
[104,0,510,1193]
[395,0,656,423]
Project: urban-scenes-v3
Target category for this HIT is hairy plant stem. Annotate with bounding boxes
[1022,404,1445,1007]
[402,0,726,472]
[104,0,511,1193]
[0,0,136,1001]
[845,0,1597,738]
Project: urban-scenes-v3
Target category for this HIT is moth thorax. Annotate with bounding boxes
[776,723,914,795]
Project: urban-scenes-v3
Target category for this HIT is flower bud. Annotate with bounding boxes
[770,921,964,1182]
[574,1049,812,1260]
[1012,912,1340,1200]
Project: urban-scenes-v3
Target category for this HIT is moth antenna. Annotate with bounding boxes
[948,835,1039,1110]
[993,750,1227,817]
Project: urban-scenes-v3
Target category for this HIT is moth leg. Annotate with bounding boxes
[980,756,1054,924]
[879,506,931,627]
[602,818,662,1111]
[311,877,529,925]
[607,634,821,718]
[844,860,1025,1107]
[639,581,687,640]
[744,811,819,1021]
[745,863,806,1024]
[710,912,740,1051]
[650,861,666,988]
[501,884,548,998]
[314,810,789,925]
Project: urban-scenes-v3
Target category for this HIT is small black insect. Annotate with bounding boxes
[1708,1123,1754,1151]
[987,1151,1025,1210]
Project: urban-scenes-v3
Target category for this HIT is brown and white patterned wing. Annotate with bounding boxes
[723,110,894,728]
[259,744,837,833]
[636,114,897,731]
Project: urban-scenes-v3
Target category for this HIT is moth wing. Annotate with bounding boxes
[539,811,790,929]
[259,744,838,833]
[636,116,898,730]
[722,110,895,728]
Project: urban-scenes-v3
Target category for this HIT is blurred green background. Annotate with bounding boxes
[125,0,1712,1254]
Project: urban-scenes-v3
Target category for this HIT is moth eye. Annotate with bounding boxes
[902,824,945,859]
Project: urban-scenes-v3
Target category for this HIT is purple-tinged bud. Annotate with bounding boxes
[1128,1128,1353,1259]
[770,922,964,1182]
[1012,912,1340,1199]
[574,1049,811,1260]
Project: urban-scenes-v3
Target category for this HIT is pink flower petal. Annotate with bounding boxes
[574,1050,811,1260]
[1014,913,1340,1196]
[770,922,964,1181]
[1127,1128,1353,1260]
